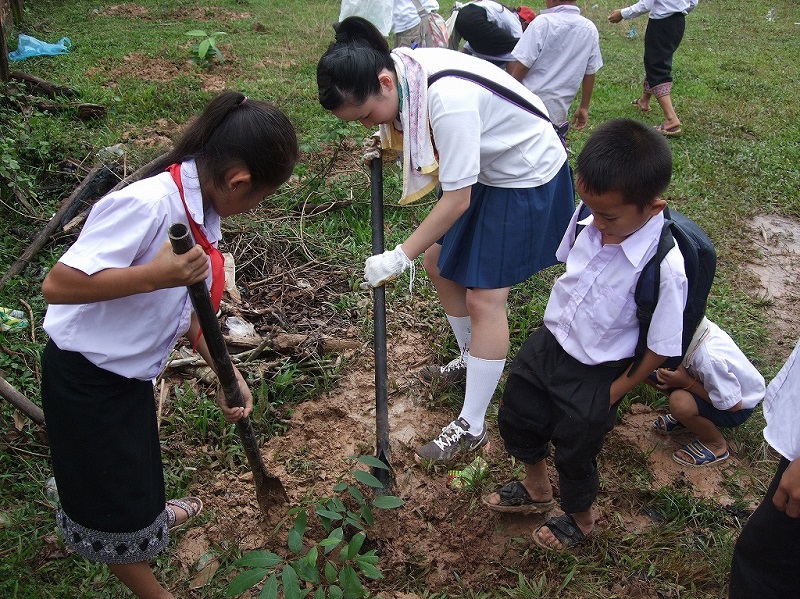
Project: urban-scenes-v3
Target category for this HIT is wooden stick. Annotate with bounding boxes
[0,376,45,426]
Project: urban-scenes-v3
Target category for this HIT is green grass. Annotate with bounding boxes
[2,0,800,597]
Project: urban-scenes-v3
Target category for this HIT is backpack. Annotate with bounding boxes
[427,69,568,148]
[411,0,450,48]
[575,203,717,374]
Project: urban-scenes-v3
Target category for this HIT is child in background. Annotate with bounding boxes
[650,317,765,467]
[40,91,298,599]
[729,338,800,598]
[317,16,574,464]
[609,0,699,136]
[484,118,688,551]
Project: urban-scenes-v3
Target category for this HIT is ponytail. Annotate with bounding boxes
[148,91,298,189]
[317,17,395,110]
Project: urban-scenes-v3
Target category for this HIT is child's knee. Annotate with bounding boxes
[668,390,699,418]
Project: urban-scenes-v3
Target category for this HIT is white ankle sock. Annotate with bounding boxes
[446,314,471,356]
[458,353,505,435]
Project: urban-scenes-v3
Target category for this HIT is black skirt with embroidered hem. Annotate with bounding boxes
[437,160,574,289]
[41,340,167,562]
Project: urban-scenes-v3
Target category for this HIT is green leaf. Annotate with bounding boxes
[235,551,282,569]
[324,561,339,583]
[357,455,389,470]
[293,511,307,536]
[315,508,344,522]
[305,546,319,568]
[372,495,404,509]
[346,533,366,558]
[258,574,279,599]
[313,588,326,599]
[282,565,301,599]
[346,485,364,504]
[352,470,384,489]
[293,557,321,584]
[329,585,343,599]
[288,528,303,555]
[186,29,207,36]
[225,568,268,595]
[332,482,347,492]
[210,31,227,37]
[344,516,366,531]
[356,550,379,564]
[359,505,374,528]
[198,38,211,60]
[338,565,365,599]
[355,556,383,580]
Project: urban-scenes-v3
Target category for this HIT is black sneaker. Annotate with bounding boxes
[415,417,488,463]
[418,355,467,385]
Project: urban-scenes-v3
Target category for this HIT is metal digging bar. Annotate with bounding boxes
[370,155,394,491]
[169,223,288,514]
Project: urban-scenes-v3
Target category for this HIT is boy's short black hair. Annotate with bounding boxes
[576,118,672,209]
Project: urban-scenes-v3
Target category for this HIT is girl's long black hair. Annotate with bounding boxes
[317,17,396,110]
[148,91,298,190]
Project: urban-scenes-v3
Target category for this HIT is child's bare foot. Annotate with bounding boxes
[534,512,594,550]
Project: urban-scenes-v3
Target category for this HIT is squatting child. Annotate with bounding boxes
[483,118,688,551]
[650,317,765,467]
[40,91,298,598]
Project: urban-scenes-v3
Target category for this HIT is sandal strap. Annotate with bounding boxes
[498,481,530,505]
[167,497,202,518]
[544,514,586,546]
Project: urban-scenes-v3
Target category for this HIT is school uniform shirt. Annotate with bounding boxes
[510,4,603,125]
[43,160,219,381]
[414,48,566,191]
[620,0,698,20]
[393,0,440,33]
[544,206,688,366]
[685,320,766,411]
[763,339,800,461]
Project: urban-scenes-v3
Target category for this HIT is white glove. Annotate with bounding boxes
[364,244,413,288]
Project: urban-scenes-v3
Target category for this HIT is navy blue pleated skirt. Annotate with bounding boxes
[437,160,574,288]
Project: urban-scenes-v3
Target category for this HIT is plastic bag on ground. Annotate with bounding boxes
[9,34,72,61]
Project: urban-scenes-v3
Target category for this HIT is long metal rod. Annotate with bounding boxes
[370,155,393,490]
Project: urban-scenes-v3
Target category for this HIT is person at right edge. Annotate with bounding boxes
[483,118,688,551]
[729,338,800,599]
[608,0,698,137]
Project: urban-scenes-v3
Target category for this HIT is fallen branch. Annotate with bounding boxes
[63,151,169,233]
[0,376,45,426]
[0,160,122,291]
[10,71,78,98]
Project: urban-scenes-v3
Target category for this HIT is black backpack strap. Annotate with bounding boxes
[627,210,676,376]
[427,69,555,131]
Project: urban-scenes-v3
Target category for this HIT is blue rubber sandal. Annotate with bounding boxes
[653,413,687,435]
[672,440,729,467]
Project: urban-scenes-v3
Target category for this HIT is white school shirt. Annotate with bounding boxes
[393,0,440,33]
[413,48,566,190]
[544,206,688,365]
[621,0,698,20]
[511,5,603,125]
[43,160,219,381]
[684,320,765,411]
[763,339,800,461]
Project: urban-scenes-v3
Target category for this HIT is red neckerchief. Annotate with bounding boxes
[168,163,225,313]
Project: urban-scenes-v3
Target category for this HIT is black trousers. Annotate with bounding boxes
[499,327,629,513]
[455,3,518,56]
[729,457,800,599]
[644,13,685,88]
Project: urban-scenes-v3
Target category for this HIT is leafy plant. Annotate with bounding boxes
[226,455,403,598]
[186,29,227,66]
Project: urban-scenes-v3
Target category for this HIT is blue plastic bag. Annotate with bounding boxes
[9,34,72,61]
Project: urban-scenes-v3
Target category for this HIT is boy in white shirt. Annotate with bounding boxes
[483,118,688,551]
[508,0,603,130]
[650,317,765,467]
[729,338,800,598]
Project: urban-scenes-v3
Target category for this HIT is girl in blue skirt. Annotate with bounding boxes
[317,17,574,464]
[40,91,298,598]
